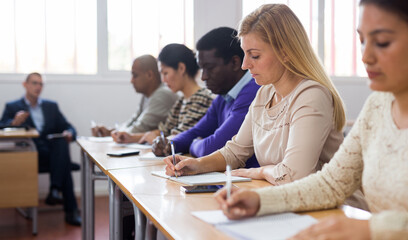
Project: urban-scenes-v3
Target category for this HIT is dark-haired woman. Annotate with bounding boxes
[215,1,408,239]
[135,43,214,144]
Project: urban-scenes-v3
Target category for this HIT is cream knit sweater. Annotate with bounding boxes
[255,92,408,239]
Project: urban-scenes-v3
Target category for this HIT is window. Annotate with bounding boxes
[0,0,97,74]
[325,0,365,76]
[242,0,366,77]
[0,0,194,76]
[107,0,194,71]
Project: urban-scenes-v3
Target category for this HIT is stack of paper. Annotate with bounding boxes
[192,210,317,240]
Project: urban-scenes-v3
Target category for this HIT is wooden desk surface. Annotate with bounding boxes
[76,138,165,174]
[108,166,364,240]
[0,128,39,138]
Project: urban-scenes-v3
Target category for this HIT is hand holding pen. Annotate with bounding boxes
[213,166,261,220]
[226,165,231,199]
[170,140,178,178]
[163,152,201,177]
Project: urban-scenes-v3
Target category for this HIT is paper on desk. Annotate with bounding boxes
[84,136,113,142]
[46,133,65,140]
[151,171,251,186]
[114,142,152,150]
[2,127,27,134]
[138,152,165,161]
[192,210,317,240]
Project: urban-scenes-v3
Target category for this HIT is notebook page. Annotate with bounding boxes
[193,210,317,240]
[151,171,251,185]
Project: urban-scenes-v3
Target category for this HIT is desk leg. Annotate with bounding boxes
[32,207,38,235]
[133,203,147,240]
[109,177,123,240]
[81,150,95,240]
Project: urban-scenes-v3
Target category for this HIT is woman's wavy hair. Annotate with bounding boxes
[239,4,346,131]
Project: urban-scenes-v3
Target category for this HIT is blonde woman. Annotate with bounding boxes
[216,0,408,239]
[164,4,345,186]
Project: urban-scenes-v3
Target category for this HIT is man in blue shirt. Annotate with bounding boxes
[153,27,260,168]
[0,72,81,226]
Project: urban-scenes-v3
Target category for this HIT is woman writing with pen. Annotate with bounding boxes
[215,0,408,239]
[164,4,346,188]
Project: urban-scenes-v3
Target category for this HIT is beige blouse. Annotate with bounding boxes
[255,92,408,239]
[218,79,344,184]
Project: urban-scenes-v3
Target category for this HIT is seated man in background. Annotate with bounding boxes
[0,72,81,226]
[153,27,260,168]
[91,55,178,140]
[113,43,214,145]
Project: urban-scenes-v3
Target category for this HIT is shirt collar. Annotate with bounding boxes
[222,71,252,102]
[24,96,42,107]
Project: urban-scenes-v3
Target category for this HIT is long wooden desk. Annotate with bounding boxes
[77,138,165,240]
[79,138,371,240]
[108,165,369,240]
[0,128,39,235]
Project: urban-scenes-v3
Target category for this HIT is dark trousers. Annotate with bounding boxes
[36,138,77,213]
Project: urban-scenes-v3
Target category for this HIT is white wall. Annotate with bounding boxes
[0,80,141,197]
[0,1,372,198]
[194,0,242,41]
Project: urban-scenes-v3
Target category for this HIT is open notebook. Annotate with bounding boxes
[151,171,251,186]
[192,210,317,240]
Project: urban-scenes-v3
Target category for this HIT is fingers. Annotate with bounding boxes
[141,132,157,144]
[12,111,29,126]
[230,169,246,176]
[62,130,73,142]
[222,206,249,220]
[174,156,193,170]
[100,126,111,137]
[111,131,127,143]
[163,155,195,176]
[91,127,100,137]
[163,156,182,176]
[163,156,179,176]
[111,131,119,142]
[138,133,148,144]
[213,187,228,207]
[217,189,260,220]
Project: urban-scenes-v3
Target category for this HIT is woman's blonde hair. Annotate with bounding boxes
[239,4,345,131]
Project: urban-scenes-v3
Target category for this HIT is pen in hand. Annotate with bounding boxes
[170,140,178,178]
[226,165,231,200]
[160,131,166,145]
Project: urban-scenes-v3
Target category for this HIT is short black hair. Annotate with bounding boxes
[360,0,408,23]
[196,27,244,64]
[158,43,199,78]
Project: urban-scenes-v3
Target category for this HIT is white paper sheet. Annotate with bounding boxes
[151,170,251,186]
[114,142,152,150]
[138,152,165,161]
[192,210,318,240]
[83,136,113,142]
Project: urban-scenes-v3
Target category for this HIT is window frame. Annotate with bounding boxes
[0,0,367,83]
